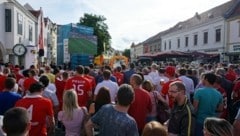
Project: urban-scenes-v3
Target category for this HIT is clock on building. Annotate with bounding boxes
[12,44,27,56]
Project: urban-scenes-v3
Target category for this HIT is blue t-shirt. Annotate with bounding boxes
[123,69,135,84]
[194,87,223,123]
[91,104,139,136]
[0,91,22,115]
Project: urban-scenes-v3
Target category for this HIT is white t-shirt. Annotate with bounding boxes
[148,71,159,85]
[43,88,59,106]
[47,83,56,93]
[94,80,119,102]
[178,75,194,99]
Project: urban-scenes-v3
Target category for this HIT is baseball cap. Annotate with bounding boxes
[165,66,175,76]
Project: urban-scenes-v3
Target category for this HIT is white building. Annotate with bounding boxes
[130,42,144,62]
[44,17,57,65]
[160,2,235,62]
[143,33,162,54]
[140,0,240,63]
[0,0,37,67]
[225,1,240,62]
[0,0,57,68]
[25,5,46,67]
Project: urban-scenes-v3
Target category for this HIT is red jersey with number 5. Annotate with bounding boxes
[64,76,92,106]
[15,95,54,136]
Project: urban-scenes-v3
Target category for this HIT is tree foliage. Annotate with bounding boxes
[78,13,111,55]
[122,49,130,59]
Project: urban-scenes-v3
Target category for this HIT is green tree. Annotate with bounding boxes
[78,13,111,55]
[122,49,130,59]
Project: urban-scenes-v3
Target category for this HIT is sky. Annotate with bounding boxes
[17,0,230,51]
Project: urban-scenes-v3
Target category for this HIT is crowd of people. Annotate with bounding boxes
[0,62,240,136]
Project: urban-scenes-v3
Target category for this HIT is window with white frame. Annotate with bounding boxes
[177,38,180,48]
[215,28,221,42]
[29,23,33,41]
[17,13,23,35]
[169,40,171,49]
[203,31,208,44]
[164,41,166,50]
[194,34,198,46]
[185,36,188,47]
[5,9,11,32]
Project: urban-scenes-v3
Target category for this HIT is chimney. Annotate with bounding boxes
[195,12,201,20]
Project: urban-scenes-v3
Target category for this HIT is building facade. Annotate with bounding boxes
[44,17,57,65]
[225,1,240,62]
[0,0,58,68]
[136,0,240,63]
[130,42,144,62]
[0,0,37,67]
[143,33,162,54]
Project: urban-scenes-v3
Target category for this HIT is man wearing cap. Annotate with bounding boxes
[161,66,181,108]
[15,82,55,136]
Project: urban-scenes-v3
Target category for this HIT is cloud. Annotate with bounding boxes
[17,0,229,51]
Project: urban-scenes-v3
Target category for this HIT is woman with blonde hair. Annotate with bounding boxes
[203,117,233,136]
[58,89,86,136]
[142,121,167,136]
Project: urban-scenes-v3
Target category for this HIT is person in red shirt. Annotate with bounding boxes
[0,67,10,92]
[128,74,152,134]
[225,64,237,82]
[23,69,38,94]
[84,66,96,91]
[161,66,180,108]
[232,80,240,102]
[55,71,69,110]
[13,68,23,83]
[214,75,228,119]
[15,82,55,136]
[113,66,124,86]
[65,65,92,107]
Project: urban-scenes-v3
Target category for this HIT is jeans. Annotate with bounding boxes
[195,121,204,136]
